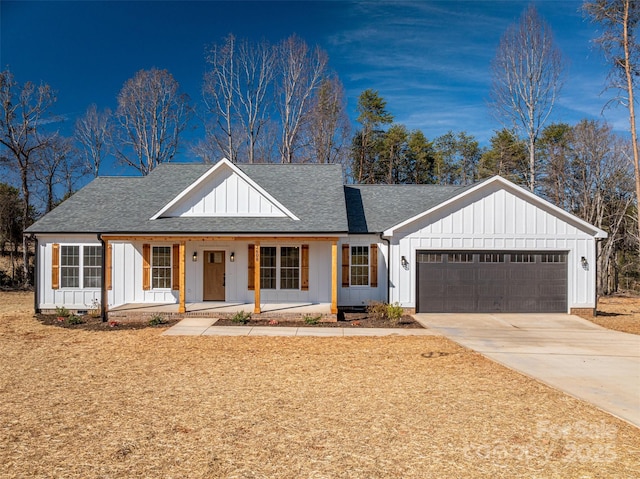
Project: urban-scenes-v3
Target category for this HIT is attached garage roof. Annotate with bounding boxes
[344,183,473,233]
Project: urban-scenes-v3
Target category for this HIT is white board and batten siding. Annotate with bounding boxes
[162,166,287,217]
[388,185,599,311]
[108,240,334,309]
[338,236,387,307]
[36,235,103,311]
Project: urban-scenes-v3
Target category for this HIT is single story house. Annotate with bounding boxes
[26,158,606,319]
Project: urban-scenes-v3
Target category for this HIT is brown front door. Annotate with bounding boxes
[203,251,225,301]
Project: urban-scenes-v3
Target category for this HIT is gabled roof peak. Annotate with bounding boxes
[150,158,300,221]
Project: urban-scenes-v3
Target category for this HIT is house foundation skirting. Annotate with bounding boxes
[570,307,596,318]
[106,310,337,323]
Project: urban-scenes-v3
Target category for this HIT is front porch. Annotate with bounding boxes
[108,301,336,322]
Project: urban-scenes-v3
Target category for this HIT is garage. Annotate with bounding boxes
[416,251,568,313]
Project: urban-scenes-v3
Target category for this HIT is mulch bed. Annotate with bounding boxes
[215,313,423,328]
[35,313,180,331]
[36,311,423,330]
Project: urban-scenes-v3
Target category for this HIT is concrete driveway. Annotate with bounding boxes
[414,313,640,428]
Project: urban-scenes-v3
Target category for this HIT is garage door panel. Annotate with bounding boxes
[445,269,476,281]
[417,251,567,313]
[479,269,508,281]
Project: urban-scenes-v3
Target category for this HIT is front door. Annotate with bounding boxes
[203,251,225,301]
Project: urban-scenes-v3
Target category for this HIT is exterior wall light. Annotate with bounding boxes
[581,256,588,269]
[401,255,409,269]
[230,252,235,262]
[192,251,198,262]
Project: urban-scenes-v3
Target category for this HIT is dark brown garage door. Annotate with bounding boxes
[416,251,567,313]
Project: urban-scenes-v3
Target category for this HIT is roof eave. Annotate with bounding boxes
[383,176,608,239]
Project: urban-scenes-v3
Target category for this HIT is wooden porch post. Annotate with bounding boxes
[254,241,261,313]
[331,240,338,314]
[178,241,186,313]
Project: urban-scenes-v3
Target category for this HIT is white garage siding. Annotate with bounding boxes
[386,184,599,312]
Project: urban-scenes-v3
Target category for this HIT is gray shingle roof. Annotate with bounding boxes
[26,163,349,234]
[26,161,479,236]
[344,184,472,233]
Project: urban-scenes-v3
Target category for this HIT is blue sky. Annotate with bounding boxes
[0,0,628,168]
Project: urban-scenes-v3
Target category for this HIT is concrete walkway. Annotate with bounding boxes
[162,317,437,337]
[414,313,640,428]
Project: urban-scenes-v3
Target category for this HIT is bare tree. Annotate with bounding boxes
[237,38,275,163]
[0,69,56,284]
[113,68,192,175]
[568,120,635,294]
[75,104,111,177]
[275,35,328,163]
[490,5,564,192]
[202,35,274,164]
[299,76,351,164]
[584,0,640,254]
[202,34,240,163]
[32,134,75,213]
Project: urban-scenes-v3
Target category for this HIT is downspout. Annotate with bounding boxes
[30,234,39,314]
[379,233,391,304]
[595,237,604,315]
[98,234,107,322]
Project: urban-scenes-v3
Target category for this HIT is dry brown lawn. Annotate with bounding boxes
[1,292,638,478]
[594,294,640,335]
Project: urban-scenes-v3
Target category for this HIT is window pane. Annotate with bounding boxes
[541,253,565,263]
[153,267,171,289]
[61,246,79,266]
[479,253,504,263]
[351,246,369,286]
[61,246,79,288]
[260,247,276,289]
[280,246,299,289]
[152,246,172,289]
[83,246,102,288]
[448,253,474,263]
[417,253,442,263]
[512,253,535,263]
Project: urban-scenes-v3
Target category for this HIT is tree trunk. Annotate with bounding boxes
[621,1,640,256]
[20,167,30,286]
[529,136,535,192]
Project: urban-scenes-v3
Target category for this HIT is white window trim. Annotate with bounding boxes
[350,245,370,287]
[59,244,102,290]
[151,245,172,290]
[260,245,301,291]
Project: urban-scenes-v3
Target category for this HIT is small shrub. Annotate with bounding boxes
[386,302,404,324]
[366,301,404,324]
[55,306,70,318]
[231,310,251,324]
[67,314,84,325]
[87,299,101,318]
[303,315,322,325]
[366,301,388,321]
[149,314,167,326]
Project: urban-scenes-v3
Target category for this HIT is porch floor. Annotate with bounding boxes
[109,302,332,316]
